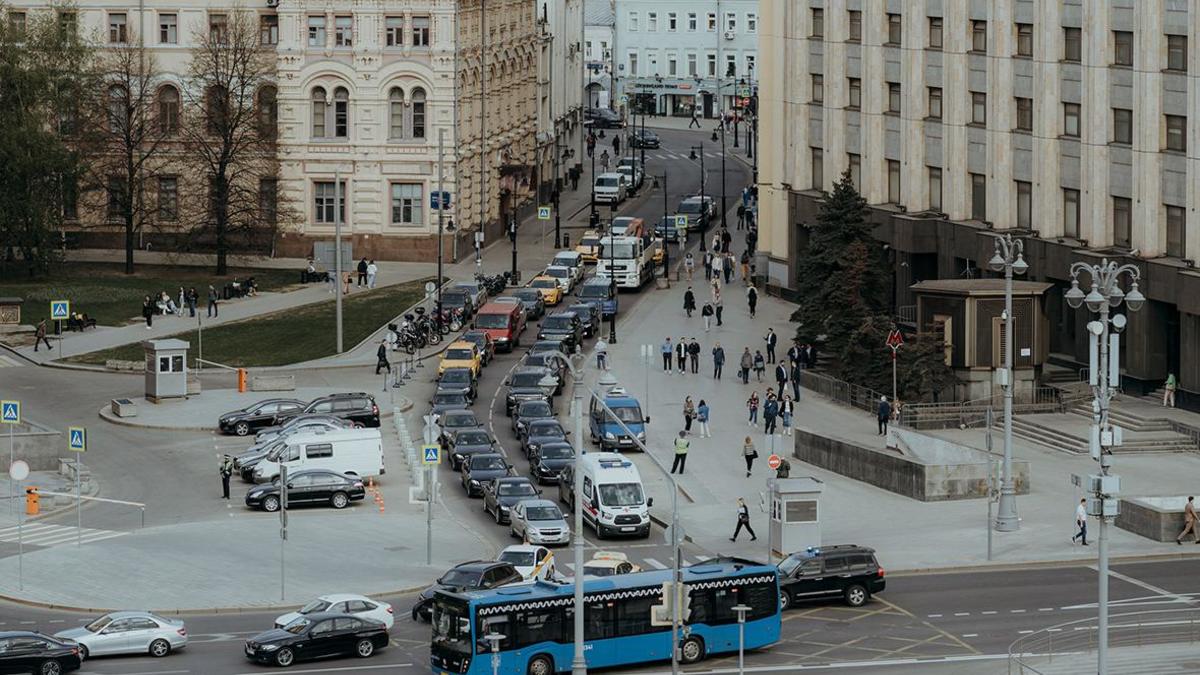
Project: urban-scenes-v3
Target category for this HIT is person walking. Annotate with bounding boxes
[683,397,696,434]
[746,285,758,317]
[671,431,690,474]
[688,338,701,373]
[33,320,52,352]
[375,340,392,375]
[684,253,695,281]
[740,251,751,285]
[343,273,353,295]
[612,134,621,157]
[1072,498,1088,545]
[366,260,379,289]
[790,361,802,400]
[1164,373,1178,407]
[586,133,596,157]
[739,347,753,384]
[219,454,233,499]
[742,436,758,476]
[712,342,726,379]
[703,251,713,280]
[595,337,609,370]
[187,287,198,317]
[714,295,725,326]
[1177,496,1198,544]
[724,252,734,284]
[662,337,673,372]
[877,396,892,436]
[788,342,802,367]
[746,391,760,426]
[697,400,711,438]
[356,257,368,286]
[730,498,757,542]
[676,337,687,374]
[753,350,766,382]
[683,286,696,317]
[689,108,701,129]
[600,150,610,172]
[765,328,778,364]
[763,393,779,435]
[780,394,795,436]
[207,285,219,318]
[736,203,746,230]
[774,361,788,394]
[701,302,713,331]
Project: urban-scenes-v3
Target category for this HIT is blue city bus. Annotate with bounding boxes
[429,557,780,675]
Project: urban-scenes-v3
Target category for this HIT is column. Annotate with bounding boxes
[901,4,929,209]
[941,0,970,221]
[1080,1,1112,247]
[860,6,886,204]
[988,0,1016,229]
[1132,0,1165,256]
[1033,0,1064,238]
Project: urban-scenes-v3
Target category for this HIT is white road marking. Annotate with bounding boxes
[1038,607,1055,611]
[1010,609,1026,613]
[628,652,1011,673]
[1018,630,1035,634]
[981,610,997,615]
[953,612,970,616]
[232,666,411,675]
[0,523,128,548]
[927,614,942,618]
[1089,565,1198,606]
[961,633,978,637]
[643,557,667,569]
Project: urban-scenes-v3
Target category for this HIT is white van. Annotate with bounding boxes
[575,453,651,539]
[551,251,584,285]
[252,428,385,483]
[593,173,627,204]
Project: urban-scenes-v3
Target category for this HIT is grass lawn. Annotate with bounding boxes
[0,263,301,327]
[65,279,429,368]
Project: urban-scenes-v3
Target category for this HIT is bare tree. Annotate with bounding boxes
[180,7,282,276]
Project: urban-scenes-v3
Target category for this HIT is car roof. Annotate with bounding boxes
[529,418,563,427]
[445,341,476,349]
[531,275,555,281]
[501,543,550,554]
[0,630,58,639]
[470,452,505,461]
[496,476,534,484]
[315,593,371,603]
[452,560,513,572]
[513,365,551,376]
[791,544,875,558]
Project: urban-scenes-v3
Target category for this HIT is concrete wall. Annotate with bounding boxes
[1117,496,1190,543]
[2,420,64,473]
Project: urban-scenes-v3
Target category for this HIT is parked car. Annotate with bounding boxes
[446,427,497,471]
[460,453,512,497]
[54,611,186,659]
[505,367,556,417]
[498,543,558,580]
[567,302,601,338]
[243,612,388,667]
[528,276,563,306]
[0,631,83,673]
[410,561,523,621]
[536,311,583,352]
[274,393,380,428]
[482,476,540,524]
[510,288,547,320]
[244,469,366,512]
[512,399,555,435]
[508,499,571,545]
[254,414,350,444]
[777,545,886,610]
[582,551,642,577]
[435,409,479,447]
[439,289,475,320]
[520,419,568,458]
[452,281,488,310]
[436,367,478,402]
[430,392,472,417]
[274,594,394,630]
[219,398,306,436]
[585,107,624,129]
[528,441,574,485]
[459,329,497,365]
[630,128,660,148]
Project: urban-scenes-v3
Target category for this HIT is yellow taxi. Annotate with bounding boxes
[528,276,563,306]
[575,231,602,263]
[581,551,642,577]
[438,340,483,377]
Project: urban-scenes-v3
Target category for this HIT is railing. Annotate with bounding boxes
[796,369,887,415]
[902,386,1064,429]
[896,305,916,324]
[1008,608,1200,674]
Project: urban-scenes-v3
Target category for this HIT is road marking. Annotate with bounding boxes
[232,664,412,675]
[1010,609,1026,613]
[643,557,667,569]
[0,523,128,548]
[1038,607,1055,611]
[79,670,190,675]
[953,612,970,616]
[628,652,1011,673]
[0,356,23,368]
[1091,566,1199,606]
[926,613,942,618]
[981,610,997,615]
[961,633,978,638]
[1018,630,1035,634]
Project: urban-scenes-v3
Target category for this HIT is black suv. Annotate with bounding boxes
[275,393,380,428]
[537,311,583,351]
[777,545,885,610]
[411,561,524,620]
[504,366,555,416]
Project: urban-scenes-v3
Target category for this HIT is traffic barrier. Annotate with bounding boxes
[237,368,247,393]
[25,486,39,516]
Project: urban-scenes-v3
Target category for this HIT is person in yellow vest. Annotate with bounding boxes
[670,431,689,474]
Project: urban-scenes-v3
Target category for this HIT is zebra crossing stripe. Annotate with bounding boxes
[0,356,21,367]
[643,558,668,570]
[0,523,128,547]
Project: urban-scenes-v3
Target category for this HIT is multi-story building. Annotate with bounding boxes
[534,0,585,204]
[584,0,614,108]
[614,0,758,118]
[759,1,1200,403]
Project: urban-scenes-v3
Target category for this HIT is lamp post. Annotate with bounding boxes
[1064,258,1145,675]
[484,632,505,675]
[688,145,707,252]
[987,233,1027,533]
[651,173,670,287]
[732,604,751,675]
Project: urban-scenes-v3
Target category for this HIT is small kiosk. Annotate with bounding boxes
[143,338,190,402]
[766,476,825,560]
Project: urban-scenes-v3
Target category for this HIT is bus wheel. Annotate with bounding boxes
[527,654,554,675]
[680,636,705,664]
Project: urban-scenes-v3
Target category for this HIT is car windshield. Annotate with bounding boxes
[444,412,476,426]
[300,599,331,614]
[499,551,536,566]
[514,289,541,300]
[519,401,552,416]
[526,506,562,521]
[441,370,472,384]
[457,431,490,445]
[474,313,510,329]
[499,482,537,497]
[539,445,573,460]
[597,177,620,187]
[473,456,506,470]
[545,268,569,278]
[580,237,600,248]
[678,201,702,214]
[512,373,547,388]
[531,279,557,289]
[432,597,472,654]
[434,393,469,406]
[543,316,573,329]
[583,565,615,577]
[441,569,482,587]
[442,293,468,306]
[598,483,644,507]
[445,349,474,361]
[553,257,576,267]
[530,422,564,437]
[84,615,113,632]
[610,405,643,423]
[283,617,311,634]
[579,285,609,299]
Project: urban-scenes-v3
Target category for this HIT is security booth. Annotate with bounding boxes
[143,338,190,402]
[766,476,824,560]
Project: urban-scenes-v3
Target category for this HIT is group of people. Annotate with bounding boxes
[141,286,224,328]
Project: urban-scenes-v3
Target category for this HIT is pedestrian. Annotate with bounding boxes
[765,328,778,364]
[586,133,595,157]
[366,259,379,289]
[33,319,52,351]
[715,297,724,326]
[742,436,758,476]
[375,340,391,375]
[207,285,219,318]
[344,273,354,295]
[710,276,722,304]
[730,497,757,542]
[721,228,732,253]
[683,286,696,317]
[763,393,779,434]
[683,397,696,434]
[612,134,621,156]
[1072,498,1088,545]
[711,233,721,253]
[790,361,802,400]
[703,251,714,280]
[356,257,368,286]
[740,347,753,384]
[1177,496,1198,544]
[697,399,711,438]
[774,361,788,393]
[877,395,892,435]
[736,203,746,230]
[788,342,802,367]
[701,302,713,331]
[219,454,233,499]
[1164,373,1178,407]
[746,391,760,426]
[747,285,758,317]
[676,337,687,374]
[775,456,791,478]
[712,342,726,379]
[187,287,198,317]
[753,350,766,382]
[723,253,734,284]
[671,431,690,474]
[780,394,795,436]
[595,337,609,370]
[688,338,701,373]
[741,251,751,285]
[689,108,701,129]
[600,150,610,172]
[662,337,673,372]
[178,287,186,314]
[684,253,695,281]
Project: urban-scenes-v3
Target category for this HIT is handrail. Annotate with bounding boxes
[1008,607,1200,674]
[195,358,239,372]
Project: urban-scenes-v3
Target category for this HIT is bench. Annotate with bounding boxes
[67,313,98,331]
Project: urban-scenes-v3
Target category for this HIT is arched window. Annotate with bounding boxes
[157,86,179,135]
[108,84,127,132]
[333,87,349,138]
[205,85,228,133]
[311,87,326,138]
[388,87,404,139]
[257,86,277,137]
[411,87,426,139]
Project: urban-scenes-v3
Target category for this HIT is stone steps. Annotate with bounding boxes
[1067,402,1174,433]
[1011,414,1198,455]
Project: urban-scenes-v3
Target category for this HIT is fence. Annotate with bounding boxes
[1008,608,1200,674]
[797,369,887,415]
[901,386,1063,430]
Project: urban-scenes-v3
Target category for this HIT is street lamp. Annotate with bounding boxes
[651,173,670,287]
[1064,258,1144,675]
[688,145,707,252]
[987,233,1027,533]
[484,632,505,675]
[732,604,751,675]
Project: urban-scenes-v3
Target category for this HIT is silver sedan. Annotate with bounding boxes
[55,611,187,659]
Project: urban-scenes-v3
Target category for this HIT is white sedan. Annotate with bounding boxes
[55,611,187,659]
[543,265,575,294]
[274,593,395,629]
[498,544,557,582]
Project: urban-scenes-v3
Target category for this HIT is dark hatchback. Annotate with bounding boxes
[446,427,497,471]
[537,312,583,352]
[504,367,556,416]
[567,303,600,338]
[274,393,380,428]
[244,469,366,512]
[439,290,475,319]
[0,631,82,674]
[244,612,388,667]
[460,453,512,497]
[481,476,540,524]
[510,288,547,320]
[410,562,523,621]
[512,399,555,435]
[529,441,574,484]
[630,128,660,148]
[219,398,306,436]
[520,419,568,458]
[436,367,478,402]
[777,545,886,610]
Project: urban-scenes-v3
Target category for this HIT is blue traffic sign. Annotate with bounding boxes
[430,191,452,210]
[68,426,87,452]
[0,401,19,424]
[50,300,70,320]
[422,444,441,465]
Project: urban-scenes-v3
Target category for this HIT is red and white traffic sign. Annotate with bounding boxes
[767,454,782,471]
[885,329,904,348]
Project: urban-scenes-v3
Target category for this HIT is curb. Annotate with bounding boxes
[96,398,411,432]
[888,549,1200,577]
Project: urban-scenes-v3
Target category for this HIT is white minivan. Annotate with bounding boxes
[252,428,385,483]
[593,173,627,204]
[572,453,651,539]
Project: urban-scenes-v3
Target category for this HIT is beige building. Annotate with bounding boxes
[759,0,1200,404]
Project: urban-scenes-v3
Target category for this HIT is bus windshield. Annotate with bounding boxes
[432,596,472,654]
[598,483,644,507]
[474,313,511,329]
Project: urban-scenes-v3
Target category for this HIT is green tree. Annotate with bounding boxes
[839,315,957,403]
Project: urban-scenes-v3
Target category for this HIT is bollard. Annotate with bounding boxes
[25,486,39,516]
[237,368,247,392]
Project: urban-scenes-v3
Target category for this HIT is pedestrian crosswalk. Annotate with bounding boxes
[555,554,712,575]
[0,523,128,548]
[642,151,721,162]
[0,355,24,368]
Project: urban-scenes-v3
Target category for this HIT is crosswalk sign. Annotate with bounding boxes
[0,401,19,424]
[422,444,441,465]
[674,215,689,232]
[68,426,87,452]
[50,300,70,320]
[537,206,551,221]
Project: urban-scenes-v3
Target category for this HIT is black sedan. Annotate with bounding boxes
[536,312,583,352]
[512,399,555,435]
[0,631,83,674]
[436,367,478,402]
[219,398,306,436]
[567,303,600,338]
[244,612,388,667]
[520,419,568,458]
[436,409,480,447]
[504,367,555,416]
[630,128,660,148]
[585,107,624,129]
[482,477,540,524]
[460,453,512,497]
[245,469,366,512]
[410,561,523,621]
[446,427,497,471]
[430,392,472,417]
[511,288,547,320]
[529,441,575,484]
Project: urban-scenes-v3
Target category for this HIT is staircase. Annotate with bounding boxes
[1010,414,1084,454]
[1009,399,1200,455]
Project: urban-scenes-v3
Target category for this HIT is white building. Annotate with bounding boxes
[584,0,614,108]
[535,0,586,203]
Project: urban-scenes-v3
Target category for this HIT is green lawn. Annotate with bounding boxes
[0,263,301,327]
[65,279,429,368]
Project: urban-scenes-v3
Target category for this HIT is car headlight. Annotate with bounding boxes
[469,479,480,486]
[637,431,646,441]
[528,443,539,451]
[605,432,616,440]
[261,644,280,651]
[500,505,510,513]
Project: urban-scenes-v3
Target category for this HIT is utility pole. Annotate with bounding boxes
[988,233,1028,533]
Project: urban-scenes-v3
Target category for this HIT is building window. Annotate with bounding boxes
[1166,114,1187,152]
[1016,181,1031,229]
[628,12,638,32]
[388,88,405,138]
[257,86,277,136]
[259,178,277,226]
[970,173,986,220]
[667,53,677,76]
[308,16,326,47]
[109,12,127,43]
[687,52,697,76]
[928,87,942,119]
[314,181,346,225]
[106,176,124,220]
[886,13,901,46]
[848,11,861,42]
[647,12,657,32]
[1113,30,1133,67]
[1113,197,1132,248]
[108,84,128,132]
[811,74,823,104]
[725,12,736,32]
[1166,205,1186,257]
[385,17,403,46]
[157,177,178,222]
[260,15,278,45]
[1167,35,1188,72]
[706,53,716,77]
[971,91,987,125]
[1064,27,1081,62]
[333,87,348,137]
[1016,23,1032,57]
[1113,108,1132,144]
[811,148,823,190]
[747,13,757,33]
[929,17,943,49]
[1063,103,1080,137]
[847,78,861,109]
[1015,97,1033,132]
[971,20,987,53]
[311,87,326,137]
[1063,188,1080,238]
[61,176,77,220]
[334,16,352,47]
[706,13,717,32]
[629,52,638,76]
[887,160,901,203]
[391,183,424,225]
[929,167,942,211]
[725,54,736,77]
[159,13,177,44]
[157,86,180,134]
[209,13,228,44]
[8,11,25,37]
[848,153,861,187]
[667,12,677,31]
[811,9,823,38]
[57,11,76,37]
[411,88,426,138]
[687,13,697,31]
[887,83,901,114]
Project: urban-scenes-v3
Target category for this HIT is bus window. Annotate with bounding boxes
[476,615,511,653]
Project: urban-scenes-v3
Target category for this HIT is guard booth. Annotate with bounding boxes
[144,338,190,403]
[766,477,824,560]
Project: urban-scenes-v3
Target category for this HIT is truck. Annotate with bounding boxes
[587,387,647,452]
[596,235,657,289]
